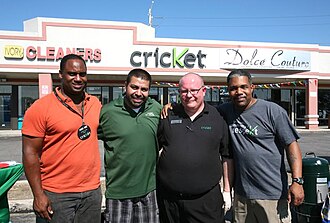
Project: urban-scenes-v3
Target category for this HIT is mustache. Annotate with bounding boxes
[131,94,144,99]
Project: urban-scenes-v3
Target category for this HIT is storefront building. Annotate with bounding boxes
[0,17,330,130]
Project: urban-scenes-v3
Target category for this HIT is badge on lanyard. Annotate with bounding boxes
[78,124,91,140]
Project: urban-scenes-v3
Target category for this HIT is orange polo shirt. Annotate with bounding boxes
[22,88,101,193]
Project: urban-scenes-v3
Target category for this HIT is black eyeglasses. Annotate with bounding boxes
[179,86,204,95]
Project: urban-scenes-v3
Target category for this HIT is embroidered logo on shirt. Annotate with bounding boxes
[232,119,258,136]
[171,119,182,124]
[145,112,156,117]
[201,126,212,130]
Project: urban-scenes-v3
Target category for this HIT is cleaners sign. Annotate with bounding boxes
[3,45,101,62]
[220,48,311,71]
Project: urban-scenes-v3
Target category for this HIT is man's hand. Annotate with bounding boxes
[288,183,304,206]
[223,191,232,213]
[161,103,172,119]
[33,192,53,220]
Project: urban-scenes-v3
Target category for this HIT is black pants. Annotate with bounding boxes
[157,185,224,223]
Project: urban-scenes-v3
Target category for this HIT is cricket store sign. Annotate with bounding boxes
[4,45,101,62]
[130,47,207,69]
[220,48,311,71]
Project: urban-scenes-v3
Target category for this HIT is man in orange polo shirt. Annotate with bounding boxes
[22,54,102,223]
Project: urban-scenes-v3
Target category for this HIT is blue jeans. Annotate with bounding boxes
[36,187,102,223]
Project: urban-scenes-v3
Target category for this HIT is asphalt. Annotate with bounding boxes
[2,127,330,222]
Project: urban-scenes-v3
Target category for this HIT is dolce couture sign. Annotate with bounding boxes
[220,48,311,71]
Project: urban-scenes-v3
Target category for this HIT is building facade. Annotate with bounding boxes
[1,17,330,130]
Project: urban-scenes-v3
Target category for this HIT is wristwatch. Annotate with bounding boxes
[292,177,304,185]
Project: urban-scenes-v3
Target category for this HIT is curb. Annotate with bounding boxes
[0,130,21,138]
[9,199,33,213]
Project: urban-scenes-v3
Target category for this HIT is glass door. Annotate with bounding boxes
[294,89,306,126]
[0,94,11,129]
[318,89,330,126]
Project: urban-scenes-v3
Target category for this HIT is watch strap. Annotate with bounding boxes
[292,177,304,185]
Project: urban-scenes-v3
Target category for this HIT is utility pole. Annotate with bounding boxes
[148,1,154,27]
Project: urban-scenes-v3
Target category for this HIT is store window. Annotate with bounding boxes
[149,87,162,104]
[318,89,330,126]
[86,86,102,101]
[168,87,179,103]
[101,87,110,104]
[19,86,38,117]
[253,88,271,100]
[205,87,223,106]
[86,86,110,104]
[295,89,305,126]
[113,87,124,100]
[166,86,226,107]
[0,85,12,128]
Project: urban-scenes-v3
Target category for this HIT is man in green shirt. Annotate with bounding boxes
[98,68,161,223]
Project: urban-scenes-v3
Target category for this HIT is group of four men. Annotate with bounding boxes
[22,54,304,223]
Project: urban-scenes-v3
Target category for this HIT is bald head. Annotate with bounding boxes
[179,73,204,88]
[178,72,206,117]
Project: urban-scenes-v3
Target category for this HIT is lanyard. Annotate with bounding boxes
[54,90,85,125]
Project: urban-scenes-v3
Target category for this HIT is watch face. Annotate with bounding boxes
[293,178,304,185]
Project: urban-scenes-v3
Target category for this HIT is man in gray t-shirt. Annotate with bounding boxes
[218,69,304,223]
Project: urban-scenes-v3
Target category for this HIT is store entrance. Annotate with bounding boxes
[0,94,11,129]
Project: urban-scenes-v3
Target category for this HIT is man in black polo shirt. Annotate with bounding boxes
[157,72,233,223]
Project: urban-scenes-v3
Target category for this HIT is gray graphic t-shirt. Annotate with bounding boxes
[219,99,300,199]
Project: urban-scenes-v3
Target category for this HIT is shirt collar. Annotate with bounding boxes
[55,87,90,103]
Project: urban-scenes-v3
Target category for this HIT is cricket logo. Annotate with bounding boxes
[232,119,258,136]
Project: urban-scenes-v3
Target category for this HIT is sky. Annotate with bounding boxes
[1,0,330,46]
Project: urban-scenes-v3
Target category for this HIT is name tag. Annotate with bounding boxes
[201,126,212,130]
[171,119,182,124]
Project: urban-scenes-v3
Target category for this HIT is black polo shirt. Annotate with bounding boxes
[157,102,230,195]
